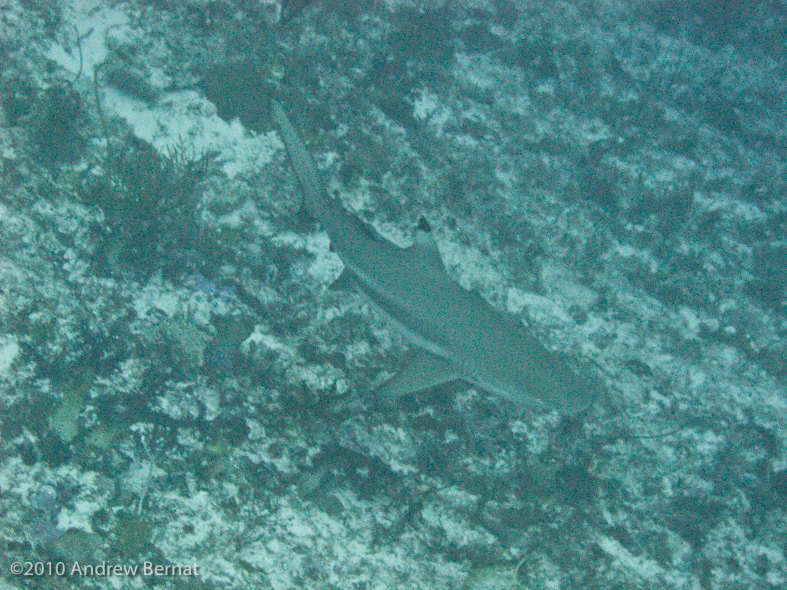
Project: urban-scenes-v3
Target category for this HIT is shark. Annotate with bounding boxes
[270,99,605,413]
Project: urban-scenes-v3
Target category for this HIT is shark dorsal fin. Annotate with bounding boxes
[409,218,444,271]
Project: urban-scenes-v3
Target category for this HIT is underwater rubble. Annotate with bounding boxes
[1,0,786,589]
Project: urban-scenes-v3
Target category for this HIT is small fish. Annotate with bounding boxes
[271,99,605,413]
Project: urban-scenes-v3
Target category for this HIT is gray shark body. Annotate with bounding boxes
[271,100,603,412]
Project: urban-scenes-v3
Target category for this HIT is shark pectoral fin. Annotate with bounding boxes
[332,267,358,292]
[376,349,459,398]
